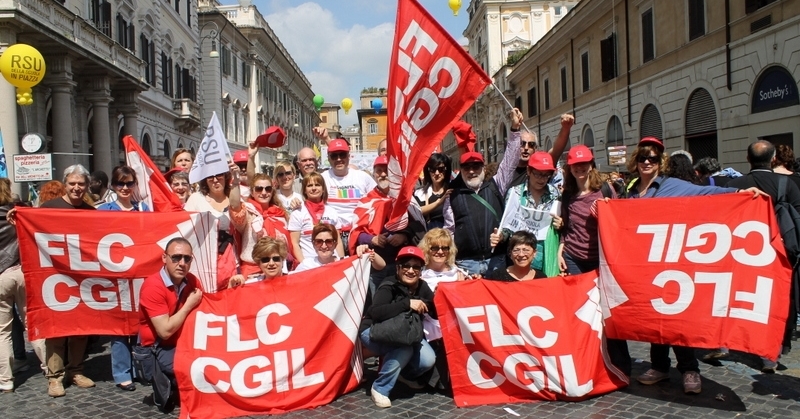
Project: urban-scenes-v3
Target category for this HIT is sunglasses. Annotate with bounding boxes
[114,181,136,188]
[260,256,283,263]
[462,163,484,171]
[276,171,293,178]
[253,185,273,193]
[399,263,423,272]
[313,238,336,247]
[209,173,225,180]
[167,254,193,264]
[637,155,660,164]
[521,141,538,149]
[329,152,348,160]
[430,245,450,253]
[427,166,447,174]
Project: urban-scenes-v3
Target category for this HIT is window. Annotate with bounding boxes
[161,52,173,97]
[560,67,568,102]
[242,61,251,87]
[544,79,550,110]
[642,8,655,63]
[746,0,777,14]
[601,33,618,82]
[140,34,155,85]
[688,0,705,41]
[582,126,595,148]
[527,87,537,117]
[221,45,231,76]
[174,65,197,102]
[90,0,112,37]
[116,14,135,52]
[514,96,523,112]
[175,0,180,13]
[232,55,238,84]
[368,122,378,134]
[321,115,328,123]
[580,53,590,93]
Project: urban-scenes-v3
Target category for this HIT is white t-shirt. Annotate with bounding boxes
[288,204,345,259]
[277,191,304,213]
[420,266,463,341]
[292,256,338,273]
[321,169,376,228]
[184,192,231,231]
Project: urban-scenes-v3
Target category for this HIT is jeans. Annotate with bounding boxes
[457,254,505,276]
[563,252,632,376]
[650,344,699,374]
[360,328,435,397]
[111,336,136,384]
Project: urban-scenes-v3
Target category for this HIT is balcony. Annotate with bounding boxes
[173,98,201,133]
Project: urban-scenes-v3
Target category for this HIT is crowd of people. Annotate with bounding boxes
[0,108,797,413]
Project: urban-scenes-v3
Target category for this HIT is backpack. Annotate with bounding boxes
[774,175,800,264]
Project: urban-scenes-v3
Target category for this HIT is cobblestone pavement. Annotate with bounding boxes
[2,336,799,419]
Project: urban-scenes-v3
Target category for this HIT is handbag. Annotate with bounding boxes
[370,310,424,346]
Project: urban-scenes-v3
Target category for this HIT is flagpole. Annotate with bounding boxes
[491,83,531,133]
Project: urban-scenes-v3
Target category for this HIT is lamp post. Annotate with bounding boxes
[198,21,221,129]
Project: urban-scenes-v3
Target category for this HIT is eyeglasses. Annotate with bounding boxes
[430,245,450,253]
[253,185,273,193]
[209,173,225,180]
[427,166,447,174]
[276,171,293,178]
[511,247,534,256]
[399,263,423,272]
[521,141,538,150]
[637,155,660,164]
[529,170,552,180]
[313,238,336,247]
[114,181,136,189]
[171,182,189,188]
[259,256,283,263]
[167,254,193,264]
[329,152,348,160]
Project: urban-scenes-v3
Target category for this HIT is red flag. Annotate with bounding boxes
[347,189,393,255]
[597,194,791,360]
[123,135,184,212]
[385,0,491,230]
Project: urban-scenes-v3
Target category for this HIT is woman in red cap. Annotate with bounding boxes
[359,246,436,408]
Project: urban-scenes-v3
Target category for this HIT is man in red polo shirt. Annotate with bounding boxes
[138,237,202,379]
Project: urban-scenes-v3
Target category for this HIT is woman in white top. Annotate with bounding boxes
[184,164,248,290]
[295,223,386,273]
[274,160,304,213]
[227,237,287,287]
[288,172,346,262]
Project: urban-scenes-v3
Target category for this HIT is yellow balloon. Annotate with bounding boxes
[448,0,462,16]
[341,97,353,115]
[0,44,46,89]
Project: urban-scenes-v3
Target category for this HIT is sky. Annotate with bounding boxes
[244,0,470,128]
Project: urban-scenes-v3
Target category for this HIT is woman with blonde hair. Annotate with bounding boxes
[288,172,346,262]
[170,148,194,173]
[227,237,288,287]
[274,160,303,213]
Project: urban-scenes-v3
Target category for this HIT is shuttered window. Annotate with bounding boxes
[640,105,663,140]
[642,9,655,63]
[685,88,716,136]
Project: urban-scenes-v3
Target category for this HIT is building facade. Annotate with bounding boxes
[318,102,342,139]
[357,88,388,152]
[462,0,800,172]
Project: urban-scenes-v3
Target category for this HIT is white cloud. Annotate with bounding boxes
[264,2,394,126]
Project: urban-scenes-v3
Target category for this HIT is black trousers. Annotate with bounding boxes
[650,344,699,374]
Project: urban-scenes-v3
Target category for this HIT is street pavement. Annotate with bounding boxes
[2,336,799,419]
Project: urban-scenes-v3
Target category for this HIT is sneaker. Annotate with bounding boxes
[12,359,29,374]
[637,369,669,385]
[48,379,65,398]
[70,374,96,388]
[702,350,729,361]
[370,386,391,408]
[683,371,702,394]
[396,375,425,390]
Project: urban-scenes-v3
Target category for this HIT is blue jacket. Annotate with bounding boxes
[628,175,736,199]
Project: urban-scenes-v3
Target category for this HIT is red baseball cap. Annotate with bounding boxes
[163,168,183,181]
[460,151,485,165]
[254,126,286,149]
[328,139,350,153]
[233,150,249,164]
[373,155,389,167]
[638,136,664,152]
[395,246,425,264]
[528,151,555,171]
[567,145,594,165]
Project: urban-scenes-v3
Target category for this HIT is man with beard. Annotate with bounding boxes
[89,170,116,206]
[443,109,522,276]
[349,156,425,294]
[508,114,575,188]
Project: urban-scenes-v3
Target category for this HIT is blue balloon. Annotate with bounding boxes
[371,99,382,113]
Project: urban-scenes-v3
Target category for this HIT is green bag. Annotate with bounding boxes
[543,225,561,277]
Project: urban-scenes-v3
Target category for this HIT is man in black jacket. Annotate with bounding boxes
[727,140,800,372]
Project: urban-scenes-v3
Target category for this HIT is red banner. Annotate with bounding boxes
[385,0,491,230]
[17,208,217,339]
[598,195,791,360]
[175,256,371,419]
[123,135,185,212]
[435,273,628,406]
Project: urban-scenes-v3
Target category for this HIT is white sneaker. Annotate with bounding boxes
[370,387,391,408]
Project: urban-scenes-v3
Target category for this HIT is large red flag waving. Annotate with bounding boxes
[123,135,184,212]
[385,0,491,230]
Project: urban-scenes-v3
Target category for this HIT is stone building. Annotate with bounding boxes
[356,88,388,152]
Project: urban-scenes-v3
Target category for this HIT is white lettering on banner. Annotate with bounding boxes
[465,351,593,397]
[456,305,558,348]
[636,222,775,266]
[35,232,137,271]
[650,271,773,323]
[41,274,144,312]
[193,304,293,351]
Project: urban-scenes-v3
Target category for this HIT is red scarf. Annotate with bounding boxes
[247,197,294,258]
[304,199,326,226]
